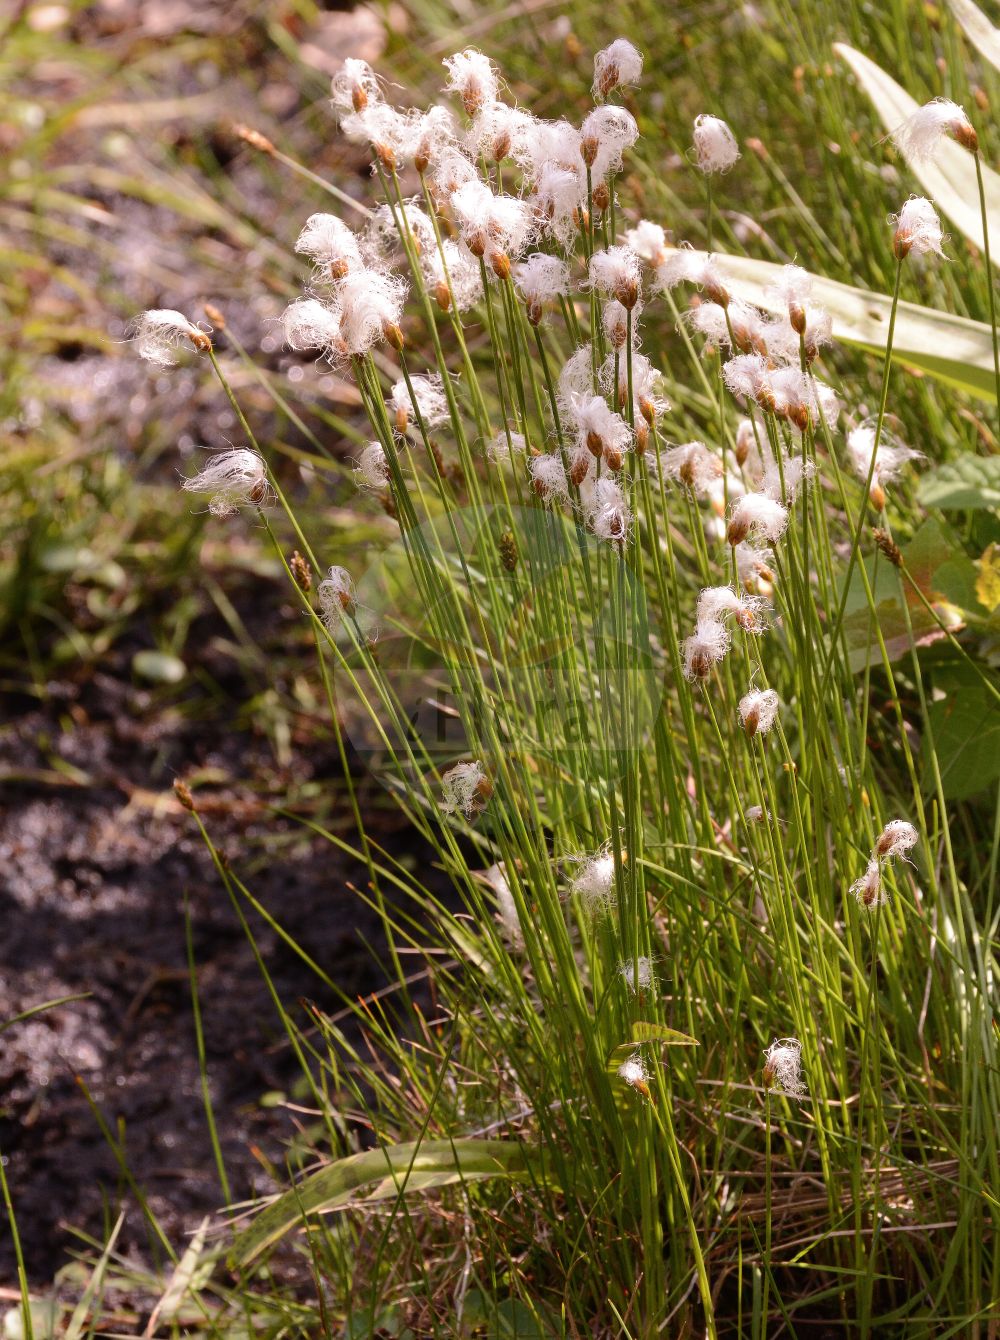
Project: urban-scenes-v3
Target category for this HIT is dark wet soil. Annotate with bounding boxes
[0,598,417,1285]
[1,0,417,1292]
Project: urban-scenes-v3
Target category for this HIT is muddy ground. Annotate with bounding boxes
[0,596,421,1286]
[0,0,395,1287]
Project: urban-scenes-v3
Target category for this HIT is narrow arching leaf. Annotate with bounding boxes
[834,42,1000,252]
[947,0,1000,74]
[683,249,998,400]
[631,1022,699,1046]
[229,1138,544,1265]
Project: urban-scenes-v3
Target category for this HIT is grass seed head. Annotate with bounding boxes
[129,309,211,366]
[692,114,740,173]
[762,1038,805,1098]
[592,39,643,99]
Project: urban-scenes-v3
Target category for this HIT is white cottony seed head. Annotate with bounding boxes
[682,619,730,681]
[762,1037,805,1099]
[892,98,977,163]
[355,441,390,491]
[696,585,771,632]
[337,269,408,354]
[846,427,922,488]
[485,863,522,948]
[181,448,268,517]
[450,179,534,266]
[486,429,527,464]
[466,102,533,164]
[601,350,670,424]
[430,144,478,196]
[850,858,886,909]
[280,297,346,359]
[892,196,945,259]
[584,476,631,543]
[602,298,637,350]
[531,162,585,247]
[422,238,482,312]
[295,214,363,276]
[620,957,654,993]
[727,493,789,546]
[443,49,499,117]
[529,453,570,501]
[317,565,357,625]
[587,246,642,308]
[592,38,643,98]
[735,542,775,590]
[389,373,449,437]
[580,105,639,178]
[362,202,434,268]
[412,104,457,173]
[331,58,381,114]
[759,444,814,505]
[618,1053,650,1090]
[130,309,209,366]
[738,688,780,737]
[722,353,773,408]
[570,846,618,914]
[441,760,491,817]
[624,219,669,266]
[660,441,723,496]
[515,253,571,322]
[692,114,740,173]
[567,393,632,465]
[875,819,919,862]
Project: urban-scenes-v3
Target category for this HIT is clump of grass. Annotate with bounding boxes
[28,7,998,1337]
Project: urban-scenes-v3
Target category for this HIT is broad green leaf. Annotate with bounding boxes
[976,543,1000,611]
[686,249,999,401]
[842,518,980,670]
[918,456,1000,509]
[229,1138,543,1265]
[926,675,1000,798]
[344,1304,413,1339]
[947,0,1000,74]
[834,42,1000,253]
[462,1291,557,1339]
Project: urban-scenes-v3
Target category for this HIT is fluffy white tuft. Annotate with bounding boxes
[692,114,740,173]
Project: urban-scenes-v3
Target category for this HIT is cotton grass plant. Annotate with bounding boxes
[124,33,1000,1338]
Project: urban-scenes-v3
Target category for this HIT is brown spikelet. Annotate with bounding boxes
[203,302,226,329]
[873,528,903,567]
[290,550,312,593]
[174,779,195,812]
[233,123,276,156]
[499,530,518,572]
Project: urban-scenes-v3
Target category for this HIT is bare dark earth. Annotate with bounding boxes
[1,0,406,1289]
[0,602,406,1285]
